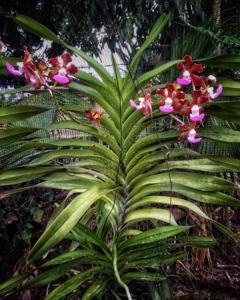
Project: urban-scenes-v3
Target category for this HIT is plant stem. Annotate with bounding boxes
[113,244,132,300]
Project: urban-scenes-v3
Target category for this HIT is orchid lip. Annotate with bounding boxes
[188,136,202,143]
[177,78,191,85]
[53,74,70,84]
[159,106,173,113]
[190,113,205,121]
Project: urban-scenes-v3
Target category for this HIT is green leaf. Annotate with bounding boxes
[25,264,74,288]
[81,278,109,300]
[119,226,190,251]
[42,249,108,267]
[205,100,240,123]
[0,84,32,95]
[122,251,186,269]
[0,166,58,186]
[124,208,177,225]
[0,274,28,294]
[136,60,180,88]
[130,196,210,220]
[14,14,62,43]
[197,55,240,69]
[199,126,240,143]
[125,13,170,80]
[123,272,166,283]
[0,128,37,145]
[129,172,233,197]
[45,267,101,300]
[213,221,240,241]
[28,185,112,263]
[0,105,47,123]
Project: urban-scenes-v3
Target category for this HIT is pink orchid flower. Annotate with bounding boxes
[49,53,78,85]
[190,105,205,121]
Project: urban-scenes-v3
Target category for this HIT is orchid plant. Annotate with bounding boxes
[0,13,240,300]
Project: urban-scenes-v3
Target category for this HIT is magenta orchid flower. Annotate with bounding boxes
[207,84,223,99]
[190,105,205,121]
[187,129,202,143]
[49,53,78,85]
[159,97,173,113]
[176,55,203,86]
[6,62,23,77]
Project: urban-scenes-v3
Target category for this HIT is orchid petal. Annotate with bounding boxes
[6,63,23,77]
[29,75,37,84]
[177,78,191,85]
[213,84,223,99]
[53,74,70,84]
[130,99,141,110]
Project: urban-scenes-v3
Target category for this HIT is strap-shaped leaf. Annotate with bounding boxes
[205,100,240,123]
[126,148,200,179]
[121,251,186,269]
[42,250,108,267]
[196,55,240,69]
[119,226,190,251]
[124,208,177,225]
[28,185,113,263]
[0,128,37,145]
[123,272,166,283]
[199,126,240,143]
[123,13,170,90]
[48,120,120,155]
[81,278,109,300]
[25,263,75,288]
[129,172,234,197]
[0,105,47,123]
[129,183,240,207]
[130,196,210,220]
[45,267,101,300]
[0,274,28,295]
[0,166,58,186]
[124,131,179,165]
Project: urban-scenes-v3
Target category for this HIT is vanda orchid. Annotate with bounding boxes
[1,13,240,300]
[130,55,223,143]
[6,48,78,89]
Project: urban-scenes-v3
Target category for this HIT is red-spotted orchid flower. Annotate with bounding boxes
[177,55,203,86]
[187,129,202,143]
[49,53,78,84]
[158,83,185,113]
[6,47,49,89]
[189,105,205,122]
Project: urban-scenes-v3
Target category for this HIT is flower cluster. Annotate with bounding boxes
[6,48,78,89]
[130,55,223,143]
